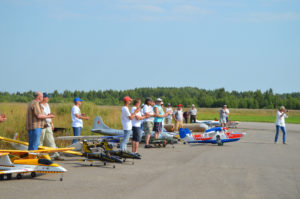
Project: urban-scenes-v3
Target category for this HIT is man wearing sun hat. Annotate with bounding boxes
[120,96,140,151]
[173,104,184,132]
[71,97,90,144]
[153,98,171,140]
[40,93,63,160]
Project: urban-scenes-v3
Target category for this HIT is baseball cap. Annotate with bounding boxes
[123,96,132,102]
[192,104,195,106]
[178,104,183,107]
[74,97,83,103]
[156,98,162,102]
[43,92,50,98]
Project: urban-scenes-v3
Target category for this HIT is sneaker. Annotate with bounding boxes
[144,145,153,148]
[135,153,141,156]
[283,142,287,145]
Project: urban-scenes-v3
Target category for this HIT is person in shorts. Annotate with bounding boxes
[131,98,148,153]
[219,105,228,127]
[142,97,155,148]
[173,104,184,132]
[120,96,140,151]
[153,98,171,140]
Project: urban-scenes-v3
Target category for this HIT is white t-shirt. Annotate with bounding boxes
[225,108,230,114]
[173,109,183,121]
[276,111,288,127]
[121,106,132,130]
[166,107,173,119]
[131,107,142,127]
[41,103,51,123]
[71,105,83,127]
[142,104,154,122]
[190,108,197,116]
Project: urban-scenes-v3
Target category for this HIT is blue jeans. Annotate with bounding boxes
[72,127,82,144]
[275,125,286,143]
[120,130,132,151]
[28,128,42,150]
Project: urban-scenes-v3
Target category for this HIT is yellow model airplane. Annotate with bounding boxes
[0,134,82,157]
[0,147,73,181]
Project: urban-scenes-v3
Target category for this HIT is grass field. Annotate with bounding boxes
[0,103,299,148]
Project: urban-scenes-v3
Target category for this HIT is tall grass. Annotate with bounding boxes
[0,103,299,148]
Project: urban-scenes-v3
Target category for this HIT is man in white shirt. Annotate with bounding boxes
[120,96,140,151]
[71,97,89,144]
[219,105,229,127]
[142,97,155,148]
[189,104,197,123]
[165,103,173,124]
[40,93,62,160]
[275,106,289,144]
[131,98,148,153]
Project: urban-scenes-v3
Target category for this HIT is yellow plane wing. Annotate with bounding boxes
[0,136,82,156]
[0,153,9,156]
[0,148,75,155]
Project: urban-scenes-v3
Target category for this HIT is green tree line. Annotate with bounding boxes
[0,87,300,110]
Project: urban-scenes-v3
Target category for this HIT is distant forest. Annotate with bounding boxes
[1,87,300,110]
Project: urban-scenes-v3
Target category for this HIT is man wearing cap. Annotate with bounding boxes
[40,93,62,160]
[26,92,54,150]
[71,97,90,144]
[165,103,173,124]
[120,96,140,151]
[173,104,184,132]
[189,104,197,123]
[142,97,156,148]
[153,98,170,140]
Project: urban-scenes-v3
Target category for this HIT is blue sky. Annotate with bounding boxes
[0,0,299,93]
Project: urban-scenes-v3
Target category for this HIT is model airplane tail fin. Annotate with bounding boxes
[92,116,111,130]
[205,127,222,133]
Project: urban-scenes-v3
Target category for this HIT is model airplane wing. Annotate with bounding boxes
[0,147,75,155]
[0,135,81,156]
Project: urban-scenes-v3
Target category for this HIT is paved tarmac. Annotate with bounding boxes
[1,122,300,199]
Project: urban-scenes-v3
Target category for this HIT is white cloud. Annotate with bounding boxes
[173,5,211,15]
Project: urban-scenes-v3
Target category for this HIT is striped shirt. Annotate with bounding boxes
[26,100,45,130]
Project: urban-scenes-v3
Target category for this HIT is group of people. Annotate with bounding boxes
[22,92,89,160]
[0,93,290,161]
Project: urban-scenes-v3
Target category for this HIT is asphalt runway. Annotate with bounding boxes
[1,122,300,199]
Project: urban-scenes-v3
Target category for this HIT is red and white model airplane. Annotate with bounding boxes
[179,127,246,146]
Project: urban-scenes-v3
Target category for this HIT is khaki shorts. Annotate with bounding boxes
[143,121,154,135]
[175,121,183,132]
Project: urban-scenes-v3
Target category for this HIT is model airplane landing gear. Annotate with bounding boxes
[7,174,12,180]
[60,174,63,181]
[0,174,4,180]
[216,135,223,146]
[31,172,36,178]
[16,173,22,179]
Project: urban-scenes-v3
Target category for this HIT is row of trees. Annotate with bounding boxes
[0,87,300,109]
